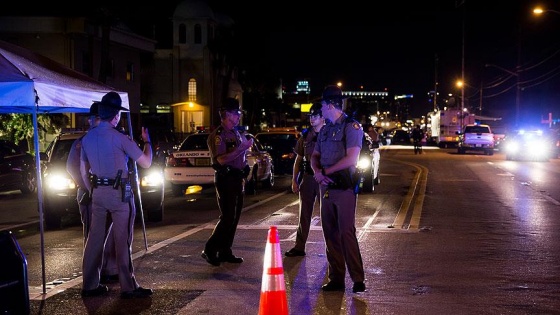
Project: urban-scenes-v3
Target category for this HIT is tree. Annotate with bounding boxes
[0,114,69,153]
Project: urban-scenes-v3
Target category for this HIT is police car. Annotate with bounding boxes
[164,130,274,196]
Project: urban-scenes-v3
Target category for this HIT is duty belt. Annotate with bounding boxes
[95,178,116,186]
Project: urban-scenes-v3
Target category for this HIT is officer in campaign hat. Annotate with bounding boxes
[310,85,366,293]
[202,97,252,266]
[285,101,325,257]
[98,91,128,120]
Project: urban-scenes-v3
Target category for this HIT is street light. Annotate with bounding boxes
[485,63,520,126]
[533,7,560,16]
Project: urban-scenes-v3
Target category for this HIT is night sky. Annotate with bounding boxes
[4,0,560,125]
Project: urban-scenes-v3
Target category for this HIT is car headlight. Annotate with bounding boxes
[44,172,76,191]
[356,156,371,170]
[504,141,520,154]
[141,170,164,187]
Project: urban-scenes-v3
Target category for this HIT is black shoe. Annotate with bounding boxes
[285,248,306,257]
[100,274,119,284]
[201,251,221,266]
[219,254,244,263]
[81,285,109,297]
[352,282,366,293]
[120,287,153,299]
[321,282,345,292]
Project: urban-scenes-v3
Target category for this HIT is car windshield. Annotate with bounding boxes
[50,139,75,163]
[255,134,297,149]
[179,134,209,151]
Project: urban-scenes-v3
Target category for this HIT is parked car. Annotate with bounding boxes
[0,139,36,194]
[503,129,555,161]
[457,124,494,155]
[255,128,300,175]
[357,133,381,193]
[164,131,274,196]
[40,131,165,229]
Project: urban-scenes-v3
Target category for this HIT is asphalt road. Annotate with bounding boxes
[2,146,560,314]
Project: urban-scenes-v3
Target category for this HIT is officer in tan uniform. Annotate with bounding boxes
[201,97,253,266]
[80,92,153,299]
[310,85,366,293]
[285,102,325,257]
[66,102,117,283]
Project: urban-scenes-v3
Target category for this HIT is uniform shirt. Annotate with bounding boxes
[67,134,88,188]
[315,114,363,172]
[80,121,143,179]
[207,125,247,170]
[296,127,319,173]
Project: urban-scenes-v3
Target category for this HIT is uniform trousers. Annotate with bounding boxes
[205,172,244,258]
[78,187,117,276]
[82,186,139,292]
[319,186,365,284]
[293,173,321,251]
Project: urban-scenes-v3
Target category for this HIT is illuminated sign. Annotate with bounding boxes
[301,103,313,113]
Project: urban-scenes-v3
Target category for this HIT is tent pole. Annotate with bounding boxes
[32,106,47,294]
[127,112,148,250]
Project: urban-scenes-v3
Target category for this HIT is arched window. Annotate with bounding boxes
[194,24,202,44]
[179,24,187,44]
[188,79,197,102]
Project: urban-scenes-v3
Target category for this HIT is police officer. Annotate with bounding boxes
[201,97,253,266]
[285,102,325,257]
[80,91,153,299]
[310,85,366,293]
[66,102,118,283]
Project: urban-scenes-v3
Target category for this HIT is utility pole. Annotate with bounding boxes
[434,54,438,111]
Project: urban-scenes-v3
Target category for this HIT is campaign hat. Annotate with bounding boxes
[100,91,128,111]
[219,97,242,115]
[321,85,348,101]
[88,101,100,117]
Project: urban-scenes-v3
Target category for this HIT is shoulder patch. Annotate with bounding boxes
[352,122,361,130]
[215,135,222,146]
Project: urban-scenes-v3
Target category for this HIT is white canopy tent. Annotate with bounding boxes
[0,39,129,293]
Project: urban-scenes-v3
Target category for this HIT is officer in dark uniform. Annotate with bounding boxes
[310,85,366,293]
[285,102,325,257]
[201,97,253,266]
[80,91,153,299]
[66,102,117,283]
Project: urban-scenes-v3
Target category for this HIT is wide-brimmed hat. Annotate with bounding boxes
[321,85,348,101]
[219,97,242,115]
[100,91,128,111]
[307,102,322,117]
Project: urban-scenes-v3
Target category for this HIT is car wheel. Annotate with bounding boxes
[20,170,37,194]
[262,166,274,188]
[362,170,374,193]
[44,209,62,230]
[171,184,185,197]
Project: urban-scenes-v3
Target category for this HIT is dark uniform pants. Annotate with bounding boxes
[82,187,139,292]
[77,187,117,276]
[293,174,320,251]
[205,172,244,258]
[319,185,365,284]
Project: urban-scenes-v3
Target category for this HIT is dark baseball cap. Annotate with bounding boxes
[307,102,322,116]
[88,101,100,116]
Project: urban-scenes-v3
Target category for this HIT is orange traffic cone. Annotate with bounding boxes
[258,226,288,315]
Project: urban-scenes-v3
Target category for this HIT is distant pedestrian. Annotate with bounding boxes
[412,124,424,154]
[201,97,252,266]
[66,102,118,284]
[80,91,153,299]
[310,85,366,293]
[285,102,325,257]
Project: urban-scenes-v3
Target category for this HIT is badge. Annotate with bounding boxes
[215,136,222,146]
[352,122,361,130]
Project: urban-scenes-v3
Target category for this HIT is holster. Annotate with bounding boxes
[327,169,353,190]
